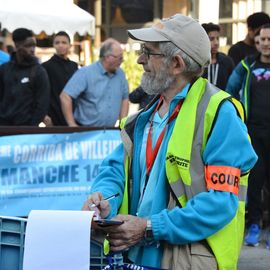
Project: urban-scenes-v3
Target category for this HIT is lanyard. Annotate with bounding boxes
[146,97,184,177]
[207,63,219,86]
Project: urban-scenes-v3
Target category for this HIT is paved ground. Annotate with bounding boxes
[238,229,270,270]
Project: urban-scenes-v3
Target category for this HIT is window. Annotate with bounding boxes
[262,0,270,14]
[219,0,233,47]
[219,0,232,18]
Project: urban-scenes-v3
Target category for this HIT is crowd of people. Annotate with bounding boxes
[0,30,129,128]
[0,10,270,270]
[60,38,129,127]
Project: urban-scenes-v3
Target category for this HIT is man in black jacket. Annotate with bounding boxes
[0,28,50,126]
[201,23,234,90]
[228,12,270,65]
[42,31,78,125]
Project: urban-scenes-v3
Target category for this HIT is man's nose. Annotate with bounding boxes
[214,39,219,46]
[137,53,146,64]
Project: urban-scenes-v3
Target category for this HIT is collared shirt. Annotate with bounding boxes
[64,60,129,127]
[137,85,189,217]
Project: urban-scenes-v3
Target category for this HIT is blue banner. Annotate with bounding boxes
[0,130,121,216]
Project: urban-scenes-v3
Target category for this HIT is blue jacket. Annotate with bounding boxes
[226,54,260,119]
[90,84,257,267]
[0,50,10,65]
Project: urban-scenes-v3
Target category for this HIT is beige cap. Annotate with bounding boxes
[128,13,211,67]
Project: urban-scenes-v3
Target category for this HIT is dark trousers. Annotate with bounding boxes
[247,125,270,226]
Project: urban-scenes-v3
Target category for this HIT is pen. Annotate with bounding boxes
[90,192,120,208]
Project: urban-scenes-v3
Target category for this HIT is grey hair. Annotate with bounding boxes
[159,42,204,79]
[99,38,119,58]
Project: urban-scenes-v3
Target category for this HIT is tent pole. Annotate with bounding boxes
[94,0,101,49]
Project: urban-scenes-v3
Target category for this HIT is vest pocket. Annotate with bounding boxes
[190,241,217,270]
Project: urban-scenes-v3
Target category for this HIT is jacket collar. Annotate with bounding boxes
[10,52,38,67]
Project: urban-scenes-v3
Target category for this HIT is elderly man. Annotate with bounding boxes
[60,38,129,127]
[83,14,257,269]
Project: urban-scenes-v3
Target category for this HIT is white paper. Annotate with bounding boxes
[23,210,95,270]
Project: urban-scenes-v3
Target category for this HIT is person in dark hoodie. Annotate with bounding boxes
[42,31,78,126]
[226,24,270,248]
[0,28,50,125]
[228,12,270,66]
[201,22,234,90]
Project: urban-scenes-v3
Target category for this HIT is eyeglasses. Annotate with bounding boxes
[108,54,123,61]
[139,44,165,59]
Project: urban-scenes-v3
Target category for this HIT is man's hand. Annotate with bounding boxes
[43,115,53,126]
[103,214,147,252]
[82,192,111,219]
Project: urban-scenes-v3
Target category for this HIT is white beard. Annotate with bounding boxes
[141,63,176,95]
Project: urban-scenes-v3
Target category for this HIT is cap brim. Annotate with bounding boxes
[128,28,169,42]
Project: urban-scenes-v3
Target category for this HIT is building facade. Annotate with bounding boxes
[78,0,270,51]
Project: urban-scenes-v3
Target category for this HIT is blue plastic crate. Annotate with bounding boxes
[0,216,26,270]
[90,235,108,269]
[0,216,107,270]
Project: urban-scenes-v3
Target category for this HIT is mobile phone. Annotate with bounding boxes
[94,219,124,227]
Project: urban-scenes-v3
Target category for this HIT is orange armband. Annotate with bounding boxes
[205,165,241,195]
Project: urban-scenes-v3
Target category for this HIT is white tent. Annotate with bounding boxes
[0,0,95,36]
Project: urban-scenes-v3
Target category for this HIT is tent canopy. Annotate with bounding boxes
[0,0,95,36]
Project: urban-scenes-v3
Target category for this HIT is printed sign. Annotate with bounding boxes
[0,130,121,216]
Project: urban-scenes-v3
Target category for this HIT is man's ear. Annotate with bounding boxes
[172,55,186,75]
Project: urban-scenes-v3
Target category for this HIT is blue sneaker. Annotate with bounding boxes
[266,232,270,249]
[244,224,261,247]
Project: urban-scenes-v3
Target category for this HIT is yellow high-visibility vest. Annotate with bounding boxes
[117,78,248,269]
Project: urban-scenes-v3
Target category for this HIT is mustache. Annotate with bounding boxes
[141,70,175,95]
